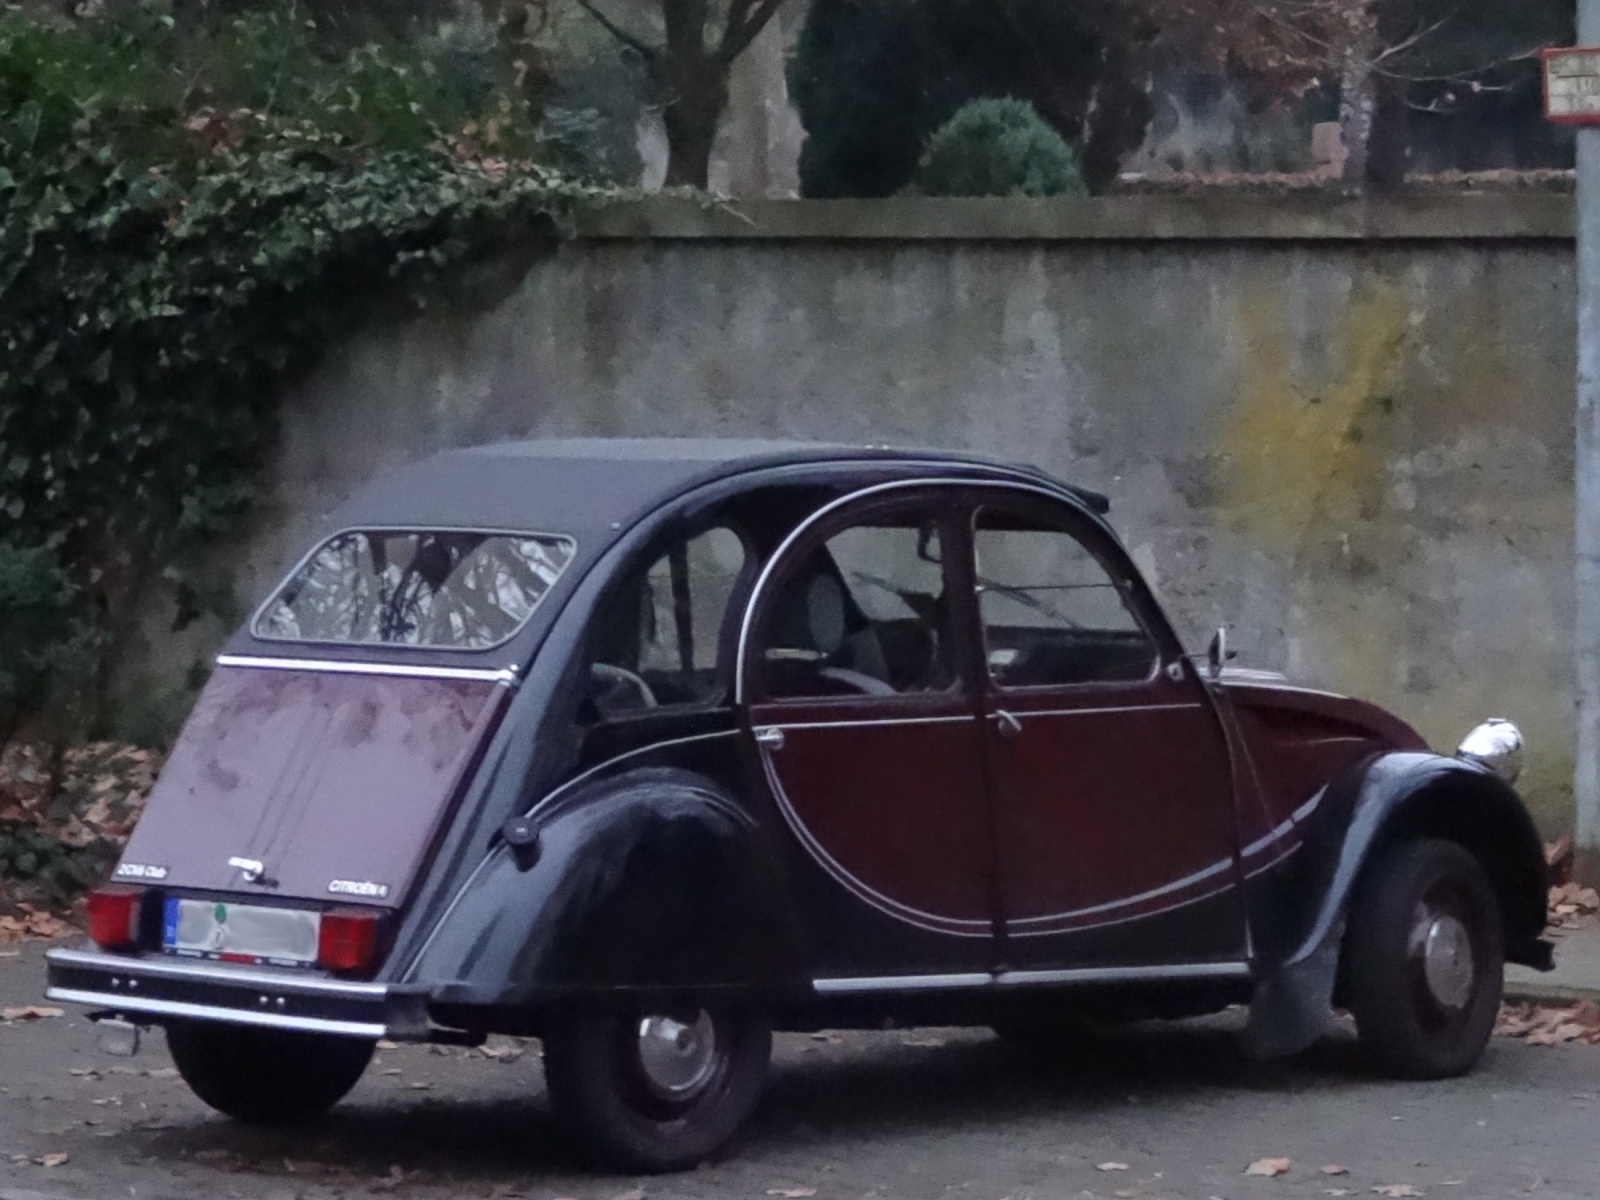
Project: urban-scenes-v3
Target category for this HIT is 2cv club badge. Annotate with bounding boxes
[47,440,1552,1172]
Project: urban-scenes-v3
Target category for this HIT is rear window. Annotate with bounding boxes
[254,530,576,650]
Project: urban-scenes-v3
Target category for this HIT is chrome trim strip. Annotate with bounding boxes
[1000,703,1202,720]
[1008,881,1240,939]
[216,654,518,685]
[46,948,393,998]
[735,476,1101,703]
[771,714,974,732]
[994,962,1251,987]
[1006,857,1234,927]
[1241,790,1325,858]
[45,988,389,1039]
[812,973,991,994]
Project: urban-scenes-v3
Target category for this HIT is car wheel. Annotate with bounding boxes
[166,1021,374,1123]
[543,1009,771,1172]
[1344,838,1504,1080]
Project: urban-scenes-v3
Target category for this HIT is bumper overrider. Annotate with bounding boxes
[45,946,430,1041]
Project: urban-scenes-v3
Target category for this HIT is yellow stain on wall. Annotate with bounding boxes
[1219,282,1411,546]
[1217,279,1415,701]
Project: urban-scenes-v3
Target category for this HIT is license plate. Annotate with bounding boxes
[162,898,320,967]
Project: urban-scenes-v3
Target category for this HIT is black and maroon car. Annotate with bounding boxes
[47,439,1550,1171]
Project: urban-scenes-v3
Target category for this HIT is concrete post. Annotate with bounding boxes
[1579,0,1600,879]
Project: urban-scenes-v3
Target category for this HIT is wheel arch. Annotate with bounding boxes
[406,767,807,1017]
[1245,751,1549,1059]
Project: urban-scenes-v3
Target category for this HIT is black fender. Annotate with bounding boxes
[404,768,805,1015]
[1246,751,1550,1057]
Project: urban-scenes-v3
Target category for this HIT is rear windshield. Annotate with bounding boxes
[254,530,577,651]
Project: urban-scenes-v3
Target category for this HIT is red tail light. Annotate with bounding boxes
[317,909,384,974]
[87,886,143,950]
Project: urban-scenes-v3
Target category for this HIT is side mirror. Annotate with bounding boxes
[1207,627,1233,680]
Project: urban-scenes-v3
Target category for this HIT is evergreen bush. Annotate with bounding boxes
[913,97,1086,197]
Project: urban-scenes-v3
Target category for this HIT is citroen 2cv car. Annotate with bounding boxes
[47,439,1551,1171]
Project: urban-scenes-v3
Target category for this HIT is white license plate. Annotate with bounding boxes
[162,898,320,967]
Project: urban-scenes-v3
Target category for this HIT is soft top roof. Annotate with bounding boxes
[320,438,1107,540]
[230,438,1109,665]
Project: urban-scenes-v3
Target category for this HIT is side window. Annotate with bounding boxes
[588,526,747,718]
[756,516,955,700]
[973,509,1157,688]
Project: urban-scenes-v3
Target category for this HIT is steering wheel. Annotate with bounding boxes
[590,663,659,710]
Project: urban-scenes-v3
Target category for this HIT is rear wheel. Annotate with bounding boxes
[166,1022,374,1123]
[543,1009,770,1172]
[1344,838,1503,1080]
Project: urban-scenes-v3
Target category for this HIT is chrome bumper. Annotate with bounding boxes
[45,946,429,1040]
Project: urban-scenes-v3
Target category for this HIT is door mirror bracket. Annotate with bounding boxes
[1206,628,1236,680]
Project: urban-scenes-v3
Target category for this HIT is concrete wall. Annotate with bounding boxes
[132,195,1582,832]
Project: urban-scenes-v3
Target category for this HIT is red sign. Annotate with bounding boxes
[1543,47,1600,125]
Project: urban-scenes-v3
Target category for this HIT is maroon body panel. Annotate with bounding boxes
[983,674,1245,961]
[750,696,994,942]
[1226,681,1428,872]
[117,666,507,907]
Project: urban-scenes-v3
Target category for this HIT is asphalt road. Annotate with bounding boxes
[3,942,1598,1200]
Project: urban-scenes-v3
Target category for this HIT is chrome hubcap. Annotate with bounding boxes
[1420,912,1476,1010]
[636,1012,718,1099]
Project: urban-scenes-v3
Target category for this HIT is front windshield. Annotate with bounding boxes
[254,530,576,651]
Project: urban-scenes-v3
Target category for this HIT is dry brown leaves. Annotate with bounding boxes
[0,741,160,845]
[1546,882,1600,934]
[1,1005,63,1022]
[0,904,74,944]
[1496,1001,1600,1046]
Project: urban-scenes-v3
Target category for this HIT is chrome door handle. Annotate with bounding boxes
[754,726,785,751]
[992,710,1023,739]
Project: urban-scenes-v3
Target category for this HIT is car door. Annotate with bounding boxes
[741,488,998,985]
[965,491,1249,974]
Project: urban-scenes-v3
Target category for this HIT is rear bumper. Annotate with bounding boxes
[45,946,429,1040]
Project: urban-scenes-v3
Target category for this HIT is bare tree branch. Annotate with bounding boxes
[719,0,787,65]
[573,0,655,61]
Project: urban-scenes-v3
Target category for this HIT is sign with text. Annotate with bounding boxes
[1544,47,1600,125]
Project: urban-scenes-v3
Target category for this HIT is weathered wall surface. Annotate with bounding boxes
[130,196,1581,831]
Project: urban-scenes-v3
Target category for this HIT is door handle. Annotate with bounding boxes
[754,726,786,751]
[992,710,1024,739]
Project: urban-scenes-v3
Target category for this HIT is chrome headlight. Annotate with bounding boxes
[1456,718,1524,785]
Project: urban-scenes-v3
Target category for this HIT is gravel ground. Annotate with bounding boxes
[3,941,1599,1200]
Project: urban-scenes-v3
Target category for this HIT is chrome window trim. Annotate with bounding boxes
[250,524,577,655]
[46,947,395,997]
[735,476,1105,704]
[44,988,390,1039]
[216,654,518,685]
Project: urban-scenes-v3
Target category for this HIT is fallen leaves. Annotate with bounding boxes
[1496,1002,1600,1046]
[0,907,74,943]
[766,1189,818,1198]
[1097,1162,1131,1172]
[1547,881,1600,933]
[1,1004,63,1022]
[1372,1187,1424,1197]
[36,1152,68,1167]
[1246,1158,1292,1177]
[1323,1165,1350,1176]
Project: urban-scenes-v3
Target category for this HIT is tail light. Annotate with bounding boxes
[87,886,143,950]
[317,909,385,974]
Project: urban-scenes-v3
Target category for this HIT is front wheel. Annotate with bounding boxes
[166,1022,374,1123]
[1344,838,1504,1080]
[543,1009,771,1172]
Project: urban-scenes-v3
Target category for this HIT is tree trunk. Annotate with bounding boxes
[1339,14,1379,190]
[661,70,729,189]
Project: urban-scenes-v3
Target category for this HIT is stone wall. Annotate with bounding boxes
[125,195,1582,832]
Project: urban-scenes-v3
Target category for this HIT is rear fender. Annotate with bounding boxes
[405,768,804,1013]
[1246,751,1550,1057]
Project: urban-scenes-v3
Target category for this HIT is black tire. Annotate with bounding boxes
[166,1021,374,1123]
[1344,838,1504,1080]
[543,1009,771,1173]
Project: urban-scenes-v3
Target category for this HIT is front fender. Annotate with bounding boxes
[404,768,805,1011]
[1246,751,1550,1057]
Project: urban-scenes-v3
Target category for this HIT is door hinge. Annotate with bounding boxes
[754,726,786,751]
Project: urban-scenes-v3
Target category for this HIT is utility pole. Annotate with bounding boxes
[1575,0,1600,881]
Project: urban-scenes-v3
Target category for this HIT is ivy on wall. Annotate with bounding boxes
[0,2,604,743]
